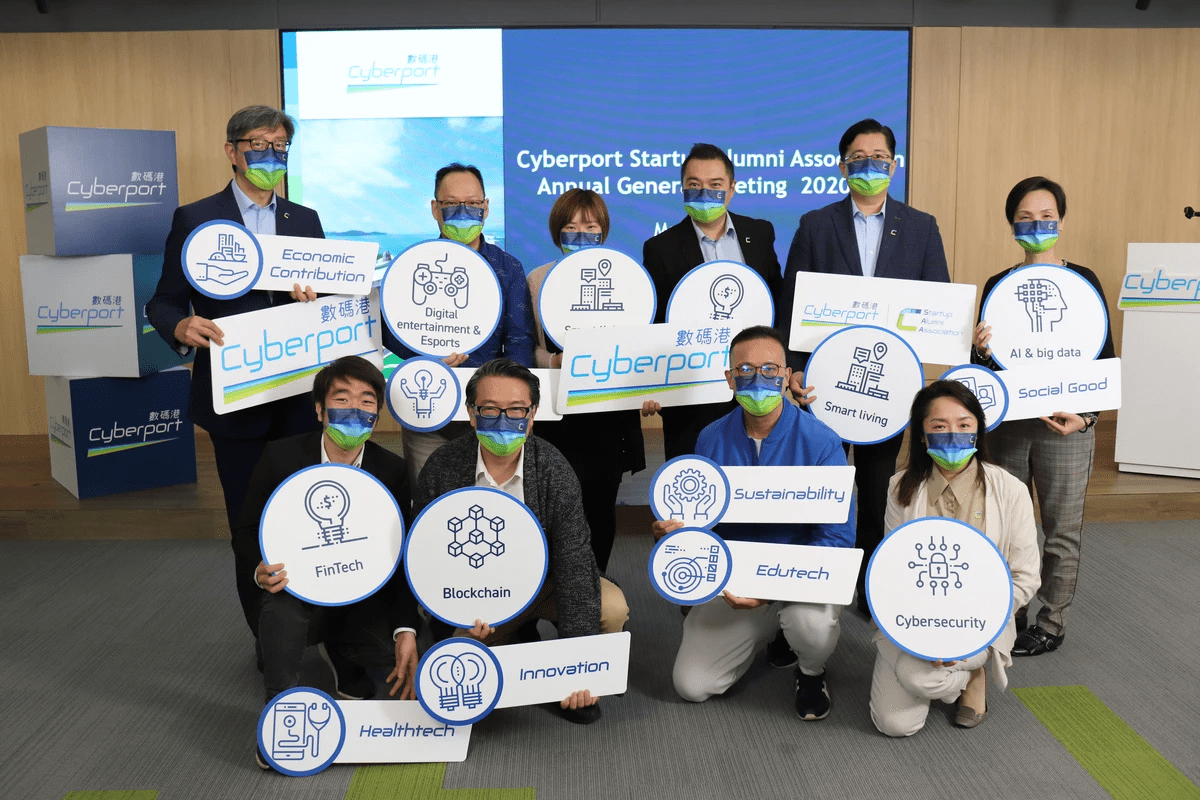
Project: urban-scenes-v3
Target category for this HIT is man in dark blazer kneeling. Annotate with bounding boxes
[642,143,785,461]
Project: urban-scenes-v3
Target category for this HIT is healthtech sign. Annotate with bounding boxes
[260,464,405,607]
[867,517,1013,662]
[211,292,383,413]
[536,247,656,351]
[980,264,1109,370]
[789,273,976,365]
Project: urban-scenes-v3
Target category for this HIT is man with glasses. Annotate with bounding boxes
[148,105,330,645]
[415,358,629,724]
[382,163,536,496]
[652,326,855,721]
[776,118,949,620]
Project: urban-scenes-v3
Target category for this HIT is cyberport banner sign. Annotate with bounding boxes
[1119,243,1200,311]
[648,455,855,527]
[211,293,383,414]
[867,517,1013,662]
[260,464,405,606]
[182,220,377,299]
[980,263,1108,370]
[19,126,178,256]
[789,272,976,364]
[404,488,549,629]
[414,634,630,727]
[258,689,470,776]
[556,322,734,413]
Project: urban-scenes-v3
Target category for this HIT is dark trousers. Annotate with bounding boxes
[846,434,906,594]
[210,413,321,636]
[259,589,394,704]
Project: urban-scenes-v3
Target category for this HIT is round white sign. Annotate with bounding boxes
[415,637,504,726]
[536,247,656,351]
[867,517,1013,662]
[379,239,503,357]
[405,487,548,629]
[980,264,1108,370]
[257,687,346,776]
[259,463,405,607]
[182,220,263,299]
[385,356,462,432]
[665,260,775,327]
[648,455,731,528]
[647,527,733,605]
[805,325,924,444]
[939,364,1009,431]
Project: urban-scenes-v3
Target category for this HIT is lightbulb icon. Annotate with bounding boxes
[709,274,745,320]
[430,652,489,711]
[305,480,351,546]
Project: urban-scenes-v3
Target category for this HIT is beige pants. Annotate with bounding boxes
[869,633,989,737]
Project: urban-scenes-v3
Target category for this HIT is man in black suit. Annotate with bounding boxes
[778,119,950,617]
[147,105,326,635]
[642,143,785,460]
[235,359,417,726]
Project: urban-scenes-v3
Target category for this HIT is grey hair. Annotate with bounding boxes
[226,105,296,143]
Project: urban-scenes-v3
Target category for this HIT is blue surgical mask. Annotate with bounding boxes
[325,407,377,450]
[242,147,288,191]
[926,431,977,471]
[734,372,784,416]
[844,157,892,196]
[1012,220,1059,254]
[439,203,485,244]
[474,413,528,457]
[559,231,603,254]
[683,188,727,224]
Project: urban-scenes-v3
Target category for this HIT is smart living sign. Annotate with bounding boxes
[19,126,178,255]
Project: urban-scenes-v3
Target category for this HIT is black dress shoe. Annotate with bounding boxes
[1012,626,1064,657]
[1014,614,1028,633]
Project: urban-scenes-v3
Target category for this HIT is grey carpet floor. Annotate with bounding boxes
[1,520,1197,800]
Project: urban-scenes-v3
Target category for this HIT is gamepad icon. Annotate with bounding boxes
[413,255,470,309]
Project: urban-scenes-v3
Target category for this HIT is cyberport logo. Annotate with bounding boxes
[86,417,185,458]
[345,59,442,93]
[63,175,169,212]
[36,300,126,334]
[799,302,881,328]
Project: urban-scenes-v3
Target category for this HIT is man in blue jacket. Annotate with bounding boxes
[147,105,326,638]
[776,118,949,618]
[652,325,855,721]
[382,163,536,496]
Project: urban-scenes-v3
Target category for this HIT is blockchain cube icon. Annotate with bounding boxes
[447,504,506,568]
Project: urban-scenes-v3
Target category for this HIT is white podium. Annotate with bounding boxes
[1115,243,1200,478]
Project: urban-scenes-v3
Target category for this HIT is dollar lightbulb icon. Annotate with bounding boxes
[709,274,745,320]
[305,480,351,546]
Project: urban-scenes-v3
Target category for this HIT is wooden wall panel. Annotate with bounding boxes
[909,27,962,278]
[0,30,280,435]
[952,27,1200,353]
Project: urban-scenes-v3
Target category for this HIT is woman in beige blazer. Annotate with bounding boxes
[869,380,1041,737]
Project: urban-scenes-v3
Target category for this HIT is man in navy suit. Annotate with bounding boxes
[147,105,326,636]
[778,119,950,618]
[642,143,785,460]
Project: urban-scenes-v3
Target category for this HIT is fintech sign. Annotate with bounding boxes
[666,261,775,328]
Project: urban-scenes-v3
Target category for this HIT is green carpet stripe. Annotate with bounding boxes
[1014,686,1200,800]
[345,763,534,800]
[62,792,158,800]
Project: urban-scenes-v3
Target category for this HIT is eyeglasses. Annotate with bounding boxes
[732,363,783,378]
[233,138,291,153]
[470,404,532,419]
[437,200,486,209]
[843,154,893,164]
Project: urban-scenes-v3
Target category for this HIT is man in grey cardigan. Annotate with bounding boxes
[415,358,629,723]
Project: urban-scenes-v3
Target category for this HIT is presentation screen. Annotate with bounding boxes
[281,28,911,272]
